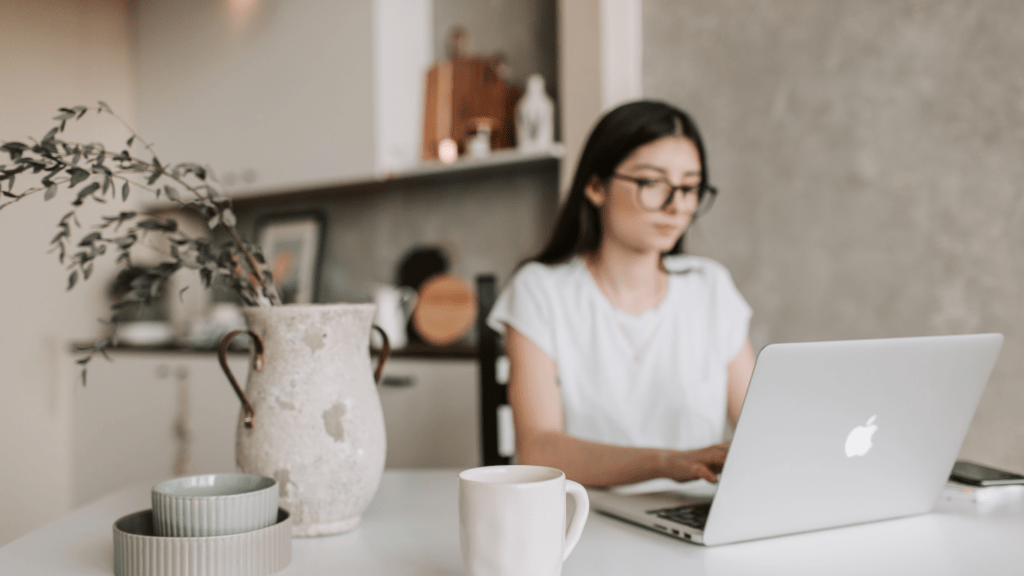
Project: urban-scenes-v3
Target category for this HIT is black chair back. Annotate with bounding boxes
[476,275,512,466]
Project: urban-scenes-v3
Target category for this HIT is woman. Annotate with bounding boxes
[487,100,756,488]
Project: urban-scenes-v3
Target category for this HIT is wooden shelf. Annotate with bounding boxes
[227,146,563,209]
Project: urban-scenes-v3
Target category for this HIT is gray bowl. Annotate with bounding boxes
[152,473,278,537]
[113,508,291,576]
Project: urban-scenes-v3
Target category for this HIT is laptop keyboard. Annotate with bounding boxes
[647,503,712,529]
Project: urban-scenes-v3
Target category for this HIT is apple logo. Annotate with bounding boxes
[845,416,878,458]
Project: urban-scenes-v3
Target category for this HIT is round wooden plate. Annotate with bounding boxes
[412,274,477,346]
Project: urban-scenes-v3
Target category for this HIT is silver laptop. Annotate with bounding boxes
[589,334,1003,546]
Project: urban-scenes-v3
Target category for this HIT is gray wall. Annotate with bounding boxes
[644,0,1024,471]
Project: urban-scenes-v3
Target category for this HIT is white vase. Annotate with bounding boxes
[218,303,388,537]
[516,73,555,153]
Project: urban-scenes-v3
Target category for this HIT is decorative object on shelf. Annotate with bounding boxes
[0,104,393,537]
[217,303,390,536]
[412,273,477,346]
[115,320,175,347]
[422,26,522,161]
[467,117,493,158]
[516,74,556,153]
[255,211,326,304]
[438,137,459,164]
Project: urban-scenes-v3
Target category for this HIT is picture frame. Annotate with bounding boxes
[254,211,327,304]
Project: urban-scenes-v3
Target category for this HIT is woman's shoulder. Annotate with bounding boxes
[662,254,734,279]
[507,257,587,289]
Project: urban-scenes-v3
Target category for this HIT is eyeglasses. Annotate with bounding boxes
[609,173,717,217]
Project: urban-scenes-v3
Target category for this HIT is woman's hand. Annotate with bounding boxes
[662,442,731,483]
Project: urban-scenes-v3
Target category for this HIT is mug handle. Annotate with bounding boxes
[218,330,263,429]
[563,479,590,561]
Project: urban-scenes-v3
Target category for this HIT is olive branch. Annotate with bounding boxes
[0,102,282,383]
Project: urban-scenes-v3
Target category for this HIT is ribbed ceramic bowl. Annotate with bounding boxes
[152,473,278,537]
[113,508,291,576]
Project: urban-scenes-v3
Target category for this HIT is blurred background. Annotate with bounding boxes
[1,0,1022,546]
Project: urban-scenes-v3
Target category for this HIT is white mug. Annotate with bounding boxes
[372,284,417,349]
[459,465,589,576]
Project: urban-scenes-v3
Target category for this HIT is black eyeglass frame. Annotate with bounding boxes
[609,173,718,217]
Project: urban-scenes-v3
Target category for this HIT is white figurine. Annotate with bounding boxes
[516,74,555,153]
[468,119,492,158]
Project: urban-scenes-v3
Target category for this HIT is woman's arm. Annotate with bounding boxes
[505,325,729,488]
[726,338,756,426]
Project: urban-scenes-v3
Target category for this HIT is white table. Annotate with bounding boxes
[2,469,1022,575]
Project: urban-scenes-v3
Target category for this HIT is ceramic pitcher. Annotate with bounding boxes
[218,303,388,537]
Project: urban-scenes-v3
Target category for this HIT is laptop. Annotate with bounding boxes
[588,333,1003,546]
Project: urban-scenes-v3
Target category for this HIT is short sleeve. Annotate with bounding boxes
[710,262,752,361]
[486,263,556,359]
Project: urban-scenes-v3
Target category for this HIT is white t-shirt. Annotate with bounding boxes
[487,255,752,451]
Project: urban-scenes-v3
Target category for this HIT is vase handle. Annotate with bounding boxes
[218,330,263,429]
[371,325,390,384]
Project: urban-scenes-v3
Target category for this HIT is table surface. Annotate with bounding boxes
[2,469,1023,575]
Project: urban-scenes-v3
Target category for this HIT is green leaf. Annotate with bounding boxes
[44,183,58,201]
[41,166,63,187]
[43,127,60,141]
[126,135,135,148]
[122,181,130,201]
[67,270,78,290]
[68,167,89,187]
[1,142,27,161]
[78,232,102,246]
[84,262,94,280]
[98,101,111,113]
[164,185,180,202]
[73,182,100,205]
[1,142,28,152]
[137,219,177,232]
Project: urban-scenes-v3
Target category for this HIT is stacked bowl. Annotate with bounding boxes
[112,473,291,576]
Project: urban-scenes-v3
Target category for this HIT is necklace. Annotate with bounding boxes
[613,309,660,362]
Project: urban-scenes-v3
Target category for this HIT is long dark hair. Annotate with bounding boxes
[534,100,709,264]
